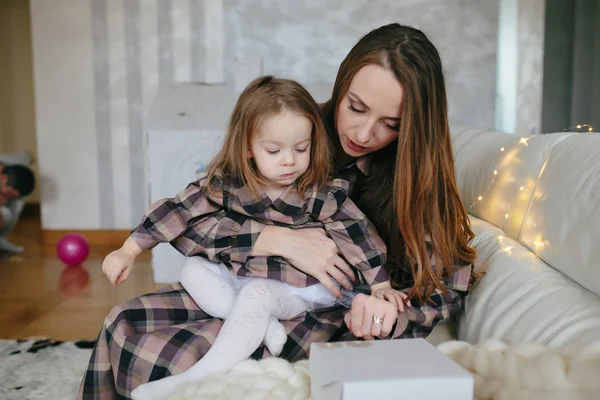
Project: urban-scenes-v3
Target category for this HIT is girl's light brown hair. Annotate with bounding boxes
[323,24,477,302]
[205,75,332,197]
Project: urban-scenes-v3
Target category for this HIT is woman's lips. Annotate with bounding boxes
[346,137,368,153]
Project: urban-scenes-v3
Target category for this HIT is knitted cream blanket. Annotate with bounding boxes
[166,340,600,400]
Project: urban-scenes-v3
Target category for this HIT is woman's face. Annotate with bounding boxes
[336,64,403,158]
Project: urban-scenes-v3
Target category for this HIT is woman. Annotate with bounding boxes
[78,23,476,399]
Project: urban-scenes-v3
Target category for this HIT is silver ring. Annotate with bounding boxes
[372,315,383,325]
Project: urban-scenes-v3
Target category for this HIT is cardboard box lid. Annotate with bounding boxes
[310,338,472,387]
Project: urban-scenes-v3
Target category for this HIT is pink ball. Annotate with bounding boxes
[56,233,90,266]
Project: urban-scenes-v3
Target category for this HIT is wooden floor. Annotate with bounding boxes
[0,215,162,341]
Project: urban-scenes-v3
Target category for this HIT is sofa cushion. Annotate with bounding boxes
[517,133,600,297]
[450,125,574,240]
[458,216,600,348]
[451,125,600,297]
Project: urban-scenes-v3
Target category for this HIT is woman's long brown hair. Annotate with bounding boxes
[323,24,477,302]
[205,76,332,197]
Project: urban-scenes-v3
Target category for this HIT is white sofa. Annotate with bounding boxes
[161,126,600,399]
[146,83,600,347]
[449,125,600,349]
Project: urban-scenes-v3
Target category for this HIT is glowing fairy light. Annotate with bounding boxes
[563,123,594,133]
[520,186,524,191]
[468,135,533,211]
[505,214,509,219]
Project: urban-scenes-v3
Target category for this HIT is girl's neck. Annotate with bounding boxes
[262,184,288,201]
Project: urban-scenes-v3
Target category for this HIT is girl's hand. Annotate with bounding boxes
[102,247,137,286]
[372,285,411,312]
[344,293,398,340]
[278,228,357,298]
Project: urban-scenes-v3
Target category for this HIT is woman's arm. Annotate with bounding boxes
[390,264,471,338]
[239,227,356,296]
[316,179,388,287]
[345,247,472,340]
[160,209,356,297]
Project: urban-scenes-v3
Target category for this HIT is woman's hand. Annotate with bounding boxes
[371,282,411,312]
[253,226,357,297]
[344,293,399,340]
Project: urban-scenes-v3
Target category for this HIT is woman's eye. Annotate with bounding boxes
[348,104,365,113]
[385,122,400,132]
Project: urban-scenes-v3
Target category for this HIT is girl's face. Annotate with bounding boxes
[249,109,312,190]
[336,64,403,158]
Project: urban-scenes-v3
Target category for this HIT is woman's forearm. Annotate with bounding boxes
[250,225,292,257]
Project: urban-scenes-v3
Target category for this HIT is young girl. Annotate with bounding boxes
[102,76,408,399]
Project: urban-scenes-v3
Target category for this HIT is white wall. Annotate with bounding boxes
[31,0,503,230]
[495,0,546,135]
[0,0,40,203]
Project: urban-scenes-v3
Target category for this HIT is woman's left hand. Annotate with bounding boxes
[344,293,398,340]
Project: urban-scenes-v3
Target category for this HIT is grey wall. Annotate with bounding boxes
[31,0,500,230]
[516,0,546,135]
[223,0,500,128]
[542,0,600,133]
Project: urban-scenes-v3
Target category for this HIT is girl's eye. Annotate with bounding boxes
[295,148,308,153]
[266,150,280,154]
[348,104,365,113]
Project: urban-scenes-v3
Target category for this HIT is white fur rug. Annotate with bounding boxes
[0,339,93,400]
[166,340,600,400]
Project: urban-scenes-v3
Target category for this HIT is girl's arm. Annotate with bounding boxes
[104,179,223,285]
[130,180,222,251]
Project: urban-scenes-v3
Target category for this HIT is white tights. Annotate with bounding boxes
[131,258,310,400]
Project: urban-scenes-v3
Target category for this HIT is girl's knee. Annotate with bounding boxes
[181,257,218,283]
[239,280,278,300]
[182,257,222,276]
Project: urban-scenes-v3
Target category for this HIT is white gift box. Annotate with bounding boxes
[309,338,473,400]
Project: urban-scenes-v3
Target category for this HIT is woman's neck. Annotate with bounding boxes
[335,152,356,170]
[333,136,356,169]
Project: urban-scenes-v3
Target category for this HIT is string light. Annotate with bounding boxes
[563,123,594,133]
[470,123,595,256]
[467,136,532,211]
